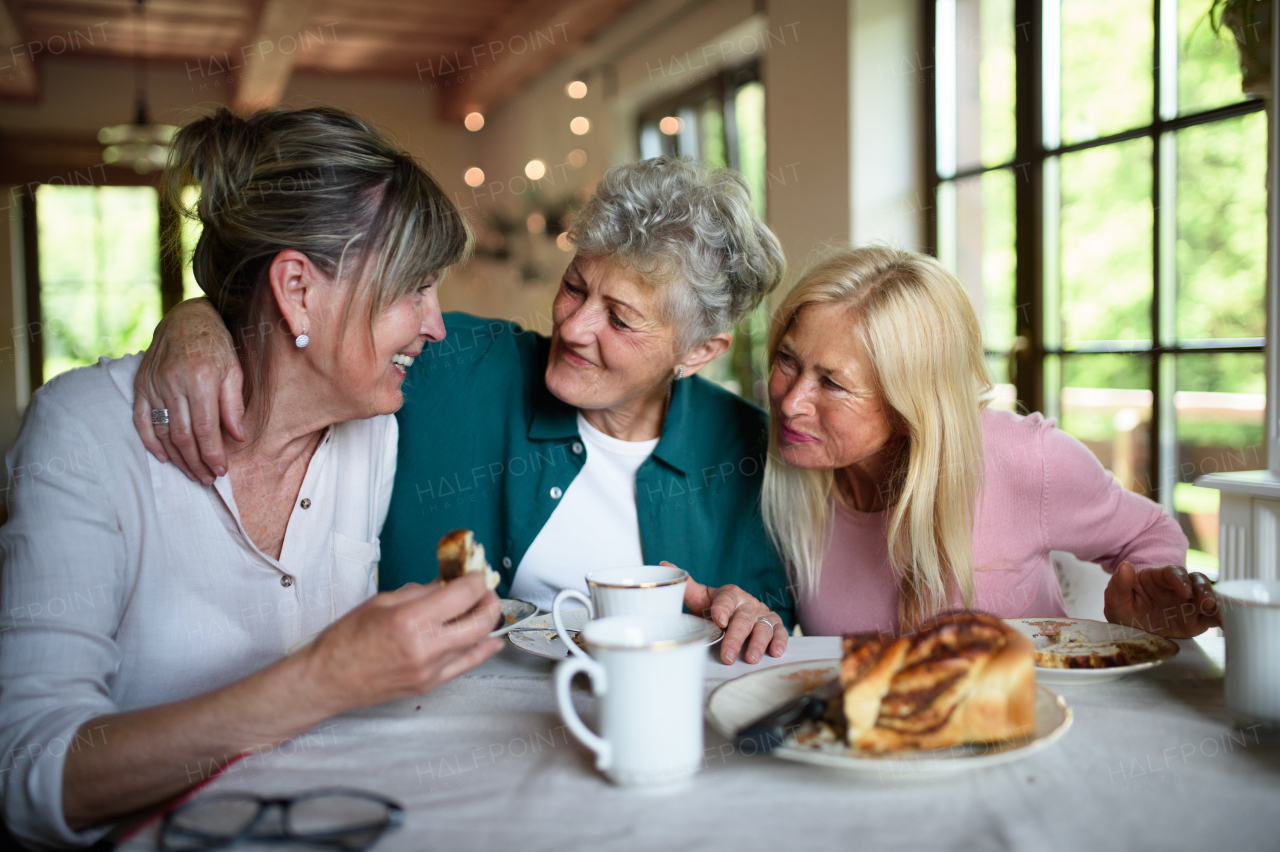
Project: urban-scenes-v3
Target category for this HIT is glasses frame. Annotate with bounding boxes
[158,787,404,852]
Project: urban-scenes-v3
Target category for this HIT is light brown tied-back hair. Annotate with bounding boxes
[162,106,471,428]
[761,247,993,629]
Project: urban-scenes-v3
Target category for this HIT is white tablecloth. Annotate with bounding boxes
[121,635,1280,852]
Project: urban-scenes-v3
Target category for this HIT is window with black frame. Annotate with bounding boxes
[636,63,770,404]
[930,0,1268,576]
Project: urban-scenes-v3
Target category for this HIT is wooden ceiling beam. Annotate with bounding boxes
[437,0,643,121]
[232,0,314,112]
[0,0,39,99]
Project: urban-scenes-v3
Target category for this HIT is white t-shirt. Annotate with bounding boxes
[509,413,659,610]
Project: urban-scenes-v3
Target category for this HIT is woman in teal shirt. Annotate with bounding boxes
[134,157,792,664]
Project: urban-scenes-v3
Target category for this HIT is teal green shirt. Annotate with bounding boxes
[379,313,794,626]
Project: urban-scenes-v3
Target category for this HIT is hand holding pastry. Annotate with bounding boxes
[298,574,503,715]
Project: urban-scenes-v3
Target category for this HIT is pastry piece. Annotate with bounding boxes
[840,611,1035,752]
[1034,628,1163,668]
[436,529,500,590]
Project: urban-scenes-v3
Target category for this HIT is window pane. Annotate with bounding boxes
[1059,138,1153,347]
[36,186,161,381]
[940,169,1017,352]
[936,0,1016,174]
[1060,0,1153,144]
[978,0,1016,165]
[1176,111,1266,341]
[1175,353,1265,573]
[1059,353,1153,495]
[180,186,204,301]
[640,123,664,159]
[735,81,766,219]
[700,101,726,169]
[1177,0,1250,113]
[986,354,1017,410]
[677,105,699,158]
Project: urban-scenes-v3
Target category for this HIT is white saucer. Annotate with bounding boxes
[507,609,725,661]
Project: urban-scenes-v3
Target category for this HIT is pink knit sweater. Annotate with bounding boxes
[798,409,1189,637]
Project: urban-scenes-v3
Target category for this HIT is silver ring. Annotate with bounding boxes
[757,616,776,629]
[151,408,169,425]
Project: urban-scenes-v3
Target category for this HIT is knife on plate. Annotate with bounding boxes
[733,676,843,754]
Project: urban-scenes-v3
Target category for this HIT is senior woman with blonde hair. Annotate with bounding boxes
[134,156,792,665]
[763,246,1219,638]
[0,107,504,847]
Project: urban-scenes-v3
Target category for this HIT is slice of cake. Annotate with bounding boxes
[839,611,1036,752]
[436,529,500,590]
[1034,628,1164,668]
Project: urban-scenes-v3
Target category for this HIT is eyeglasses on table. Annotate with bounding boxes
[157,788,403,851]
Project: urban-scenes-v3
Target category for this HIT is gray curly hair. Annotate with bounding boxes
[568,156,786,352]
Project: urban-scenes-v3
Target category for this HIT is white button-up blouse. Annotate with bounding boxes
[0,354,397,848]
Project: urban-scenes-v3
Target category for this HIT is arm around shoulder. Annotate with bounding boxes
[133,297,244,482]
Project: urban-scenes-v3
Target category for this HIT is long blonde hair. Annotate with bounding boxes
[761,247,993,628]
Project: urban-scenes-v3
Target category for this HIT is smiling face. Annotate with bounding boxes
[311,273,445,420]
[768,301,898,473]
[544,255,682,414]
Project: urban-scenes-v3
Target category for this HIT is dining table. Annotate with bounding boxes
[119,631,1280,852]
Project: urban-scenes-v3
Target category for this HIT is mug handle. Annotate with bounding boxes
[555,654,612,771]
[552,589,594,660]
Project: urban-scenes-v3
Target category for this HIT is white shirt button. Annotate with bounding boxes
[280,574,294,587]
[571,442,584,455]
[502,556,512,568]
[300,498,311,509]
[550,486,563,499]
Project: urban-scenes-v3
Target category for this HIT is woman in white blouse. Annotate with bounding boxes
[0,107,502,847]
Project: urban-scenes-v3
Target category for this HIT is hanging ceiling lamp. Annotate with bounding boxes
[98,0,176,174]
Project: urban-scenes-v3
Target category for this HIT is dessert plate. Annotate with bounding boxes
[705,659,1071,780]
[507,609,724,661]
[1004,617,1179,685]
[492,598,539,636]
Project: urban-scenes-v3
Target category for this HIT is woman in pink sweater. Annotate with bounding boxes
[762,247,1219,638]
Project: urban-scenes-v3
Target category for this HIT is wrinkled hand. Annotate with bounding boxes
[667,562,788,665]
[300,572,503,715]
[1103,562,1220,638]
[132,298,244,484]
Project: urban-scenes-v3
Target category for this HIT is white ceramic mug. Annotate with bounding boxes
[552,565,688,659]
[555,614,711,789]
[1216,579,1280,728]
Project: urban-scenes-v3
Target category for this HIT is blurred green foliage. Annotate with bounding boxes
[1176,113,1267,342]
[1180,0,1253,112]
[1059,138,1154,350]
[979,0,1016,167]
[1060,0,1153,144]
[37,186,161,381]
[1054,0,1263,448]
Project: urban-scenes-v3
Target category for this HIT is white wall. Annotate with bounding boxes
[766,0,853,293]
[850,0,927,252]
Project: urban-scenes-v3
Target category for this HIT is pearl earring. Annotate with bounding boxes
[295,326,309,348]
[675,366,684,380]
